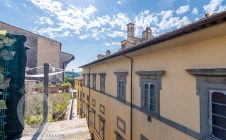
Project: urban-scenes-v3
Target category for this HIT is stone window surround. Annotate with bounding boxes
[92,98,96,107]
[98,114,105,140]
[100,104,105,115]
[117,116,126,134]
[91,108,96,128]
[136,70,165,117]
[187,68,226,140]
[114,72,128,102]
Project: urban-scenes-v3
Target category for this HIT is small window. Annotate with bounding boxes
[117,80,126,100]
[87,74,90,87]
[209,91,226,139]
[99,73,106,92]
[92,110,96,128]
[83,74,85,86]
[99,117,105,140]
[136,71,165,117]
[114,72,128,101]
[93,74,96,89]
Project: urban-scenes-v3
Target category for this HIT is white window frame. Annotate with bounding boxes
[142,82,156,112]
[93,74,96,89]
[118,79,126,100]
[100,75,105,92]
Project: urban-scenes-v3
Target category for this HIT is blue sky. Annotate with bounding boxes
[0,0,225,72]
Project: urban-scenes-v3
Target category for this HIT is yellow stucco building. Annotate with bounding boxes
[79,11,226,140]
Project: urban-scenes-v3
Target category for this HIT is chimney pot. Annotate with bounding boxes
[127,23,135,42]
[106,50,111,56]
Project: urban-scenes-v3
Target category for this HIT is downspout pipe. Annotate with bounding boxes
[123,54,133,140]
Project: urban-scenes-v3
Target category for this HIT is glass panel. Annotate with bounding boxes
[144,83,148,90]
[144,91,148,109]
[212,126,226,139]
[212,104,226,117]
[212,92,226,104]
[210,91,226,139]
[212,114,226,129]
[149,103,156,111]
[150,84,155,90]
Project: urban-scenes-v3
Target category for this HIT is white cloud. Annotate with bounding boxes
[158,16,190,31]
[107,31,126,38]
[79,34,89,40]
[203,0,225,14]
[159,10,174,19]
[105,43,111,46]
[86,15,111,29]
[109,13,130,30]
[5,3,12,7]
[134,10,158,36]
[111,41,121,46]
[30,0,194,42]
[36,16,54,25]
[192,7,199,15]
[30,0,96,36]
[117,0,124,5]
[176,5,190,15]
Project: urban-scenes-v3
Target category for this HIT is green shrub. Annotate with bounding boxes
[60,82,71,88]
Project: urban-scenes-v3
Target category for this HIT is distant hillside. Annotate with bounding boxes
[65,71,80,78]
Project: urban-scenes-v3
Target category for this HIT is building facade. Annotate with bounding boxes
[80,11,226,140]
[0,22,74,77]
[74,76,85,119]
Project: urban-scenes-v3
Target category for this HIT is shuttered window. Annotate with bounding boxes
[209,91,226,139]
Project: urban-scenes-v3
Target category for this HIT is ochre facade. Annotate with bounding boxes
[79,14,226,140]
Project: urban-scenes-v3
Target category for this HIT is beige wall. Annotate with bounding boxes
[81,22,226,140]
[37,38,61,73]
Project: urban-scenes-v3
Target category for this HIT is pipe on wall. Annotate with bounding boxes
[123,54,133,140]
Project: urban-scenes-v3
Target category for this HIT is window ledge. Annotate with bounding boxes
[140,107,159,118]
[135,70,165,76]
[186,68,226,76]
[116,97,126,103]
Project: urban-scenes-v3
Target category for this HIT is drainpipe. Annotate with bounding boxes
[123,54,133,140]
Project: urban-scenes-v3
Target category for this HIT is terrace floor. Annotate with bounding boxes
[20,99,90,140]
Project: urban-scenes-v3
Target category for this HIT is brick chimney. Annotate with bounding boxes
[142,27,153,40]
[106,50,111,56]
[127,23,135,42]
